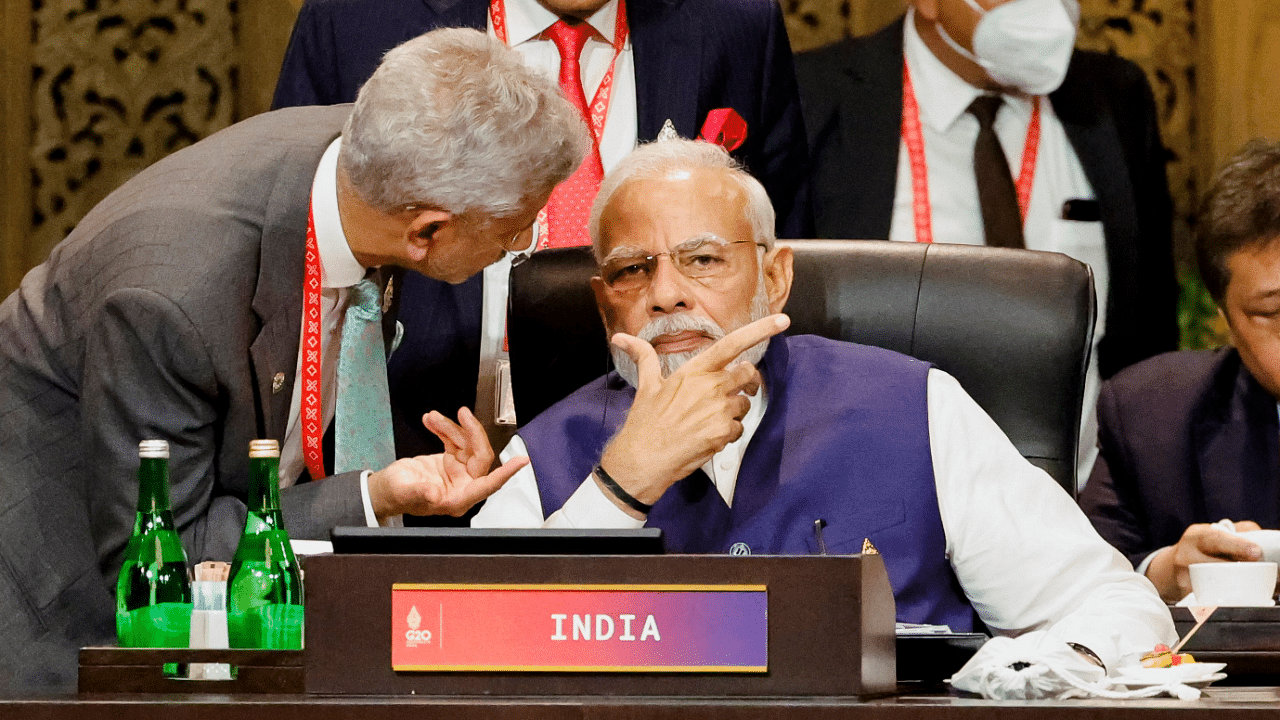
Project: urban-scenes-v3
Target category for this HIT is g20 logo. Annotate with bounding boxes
[404,605,432,647]
[405,628,432,645]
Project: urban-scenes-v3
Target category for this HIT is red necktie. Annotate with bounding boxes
[544,20,605,248]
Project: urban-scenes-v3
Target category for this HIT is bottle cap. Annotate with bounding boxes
[138,439,169,459]
[249,439,281,458]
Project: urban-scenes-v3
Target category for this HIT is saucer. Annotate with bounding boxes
[1176,593,1275,607]
[1115,662,1226,686]
[1115,672,1227,690]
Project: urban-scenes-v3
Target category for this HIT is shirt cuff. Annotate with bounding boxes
[553,473,646,529]
[360,469,402,528]
[1135,547,1167,577]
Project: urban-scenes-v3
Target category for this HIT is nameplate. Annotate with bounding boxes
[390,583,768,672]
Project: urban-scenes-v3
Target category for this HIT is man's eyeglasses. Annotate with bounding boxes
[501,228,536,267]
[599,237,766,292]
[405,202,536,267]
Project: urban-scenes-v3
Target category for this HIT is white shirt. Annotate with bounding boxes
[474,0,640,448]
[278,137,383,527]
[473,368,1175,670]
[893,10,1106,489]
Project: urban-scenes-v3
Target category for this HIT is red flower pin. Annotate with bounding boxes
[697,108,748,152]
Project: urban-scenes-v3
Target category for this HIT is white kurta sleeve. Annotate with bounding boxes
[470,435,642,529]
[926,369,1175,670]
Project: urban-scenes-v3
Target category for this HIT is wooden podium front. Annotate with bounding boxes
[303,553,896,697]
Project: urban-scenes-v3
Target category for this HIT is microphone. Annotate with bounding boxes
[813,518,829,555]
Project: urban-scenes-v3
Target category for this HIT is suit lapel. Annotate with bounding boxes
[1195,357,1280,526]
[631,0,702,141]
[1051,57,1138,279]
[372,266,405,355]
[732,337,790,524]
[421,0,488,29]
[249,127,344,443]
[835,18,904,240]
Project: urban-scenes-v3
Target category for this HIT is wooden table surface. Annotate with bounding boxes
[6,686,1280,719]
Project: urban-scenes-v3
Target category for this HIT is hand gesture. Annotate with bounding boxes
[366,407,529,520]
[1146,520,1263,602]
[598,314,790,511]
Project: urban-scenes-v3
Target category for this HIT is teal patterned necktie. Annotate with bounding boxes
[334,278,395,473]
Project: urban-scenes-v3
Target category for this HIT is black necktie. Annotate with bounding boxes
[967,95,1025,249]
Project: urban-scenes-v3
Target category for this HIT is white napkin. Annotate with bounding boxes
[291,539,334,555]
[948,632,1201,700]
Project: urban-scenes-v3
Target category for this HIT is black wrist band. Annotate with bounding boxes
[594,464,653,514]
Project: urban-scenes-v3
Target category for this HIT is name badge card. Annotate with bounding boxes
[391,584,767,672]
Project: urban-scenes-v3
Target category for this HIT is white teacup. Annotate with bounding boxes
[1189,561,1278,607]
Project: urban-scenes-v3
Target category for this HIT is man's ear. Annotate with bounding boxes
[404,208,454,262]
[590,275,614,331]
[1218,306,1236,346]
[762,245,794,314]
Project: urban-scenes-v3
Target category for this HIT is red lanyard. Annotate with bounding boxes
[301,200,326,481]
[902,60,1041,244]
[490,0,628,248]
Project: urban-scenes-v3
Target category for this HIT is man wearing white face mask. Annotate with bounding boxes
[796,0,1178,490]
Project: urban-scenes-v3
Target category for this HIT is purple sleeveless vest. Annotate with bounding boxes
[518,335,977,631]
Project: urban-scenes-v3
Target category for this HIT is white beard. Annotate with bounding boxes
[610,279,772,387]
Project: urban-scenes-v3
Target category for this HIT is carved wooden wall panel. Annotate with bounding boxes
[782,0,906,52]
[237,0,305,120]
[1197,0,1280,184]
[1,0,32,293]
[28,0,234,264]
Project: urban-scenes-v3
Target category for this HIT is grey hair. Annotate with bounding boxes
[339,28,590,218]
[588,138,776,260]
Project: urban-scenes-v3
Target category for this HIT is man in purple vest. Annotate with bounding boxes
[463,138,1173,670]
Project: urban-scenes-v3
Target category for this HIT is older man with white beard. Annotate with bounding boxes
[462,139,1173,672]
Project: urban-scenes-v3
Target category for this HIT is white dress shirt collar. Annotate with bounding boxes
[902,7,1033,134]
[502,0,620,46]
[310,137,368,290]
[702,383,768,507]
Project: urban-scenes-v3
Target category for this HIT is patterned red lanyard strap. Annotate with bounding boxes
[490,0,629,247]
[490,0,629,132]
[902,59,1041,244]
[301,200,326,481]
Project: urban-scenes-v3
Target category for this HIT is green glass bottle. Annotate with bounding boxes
[116,439,193,647]
[227,439,304,649]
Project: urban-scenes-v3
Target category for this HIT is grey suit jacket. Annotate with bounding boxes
[0,104,369,689]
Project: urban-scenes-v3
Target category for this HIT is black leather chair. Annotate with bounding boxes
[508,240,1095,495]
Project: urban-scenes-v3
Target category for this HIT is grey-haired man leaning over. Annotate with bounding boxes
[0,28,587,690]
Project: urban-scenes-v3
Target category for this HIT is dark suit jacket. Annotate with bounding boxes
[1080,349,1280,569]
[794,17,1178,379]
[0,105,378,689]
[272,0,814,457]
